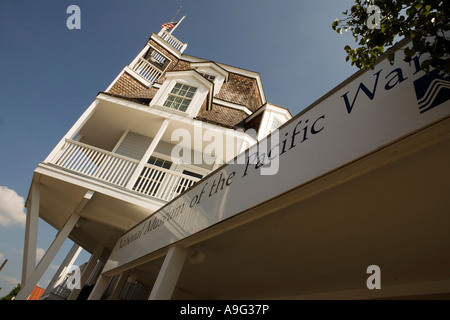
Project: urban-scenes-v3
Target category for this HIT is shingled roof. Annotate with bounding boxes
[106,37,267,131]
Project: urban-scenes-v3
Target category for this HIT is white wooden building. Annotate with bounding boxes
[17,21,291,300]
[18,22,450,300]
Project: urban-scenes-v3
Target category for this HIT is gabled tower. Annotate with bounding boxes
[17,19,291,300]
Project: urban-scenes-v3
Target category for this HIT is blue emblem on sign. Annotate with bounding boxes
[413,68,450,114]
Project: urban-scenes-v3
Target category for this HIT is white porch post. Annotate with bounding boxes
[148,245,187,300]
[126,119,170,189]
[67,244,104,300]
[87,274,110,300]
[44,99,98,163]
[21,183,40,286]
[15,214,80,300]
[86,260,104,285]
[128,44,151,70]
[41,243,81,297]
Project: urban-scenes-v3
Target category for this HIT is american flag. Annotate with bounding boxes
[161,21,177,30]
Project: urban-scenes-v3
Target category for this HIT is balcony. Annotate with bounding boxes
[126,30,187,87]
[48,139,200,202]
[158,30,188,53]
[131,57,162,85]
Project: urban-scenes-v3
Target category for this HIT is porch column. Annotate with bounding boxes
[41,243,82,298]
[15,213,80,300]
[87,274,110,300]
[148,245,187,300]
[68,244,104,300]
[21,183,40,286]
[16,190,93,300]
[86,260,104,285]
[126,119,170,189]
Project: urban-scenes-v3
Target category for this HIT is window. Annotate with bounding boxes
[174,170,203,194]
[147,156,172,169]
[199,72,216,82]
[163,83,197,112]
[133,156,173,196]
[182,170,203,179]
[270,118,281,132]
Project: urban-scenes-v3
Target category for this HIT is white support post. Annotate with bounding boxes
[41,243,82,297]
[180,43,188,54]
[44,99,99,163]
[126,119,170,189]
[86,260,104,286]
[21,183,40,286]
[239,140,249,154]
[16,190,92,300]
[128,44,151,70]
[87,274,110,300]
[15,214,80,300]
[68,244,104,300]
[148,245,187,300]
[112,130,129,153]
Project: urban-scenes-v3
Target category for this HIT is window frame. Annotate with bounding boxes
[163,83,198,112]
[149,70,213,117]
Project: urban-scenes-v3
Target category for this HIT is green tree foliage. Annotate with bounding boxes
[1,283,21,300]
[332,0,449,72]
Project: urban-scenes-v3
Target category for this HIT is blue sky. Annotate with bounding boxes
[0,0,357,296]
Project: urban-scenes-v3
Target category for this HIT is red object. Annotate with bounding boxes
[28,286,45,300]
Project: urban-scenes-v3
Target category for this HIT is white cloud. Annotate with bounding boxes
[0,186,26,227]
[49,264,59,270]
[36,248,45,262]
[0,274,20,286]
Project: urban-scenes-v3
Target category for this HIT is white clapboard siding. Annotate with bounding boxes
[115,132,152,161]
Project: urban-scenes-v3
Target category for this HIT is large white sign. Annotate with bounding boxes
[103,44,450,273]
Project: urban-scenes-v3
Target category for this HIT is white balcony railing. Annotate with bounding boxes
[132,163,198,202]
[132,57,162,84]
[159,30,187,53]
[51,285,72,300]
[49,139,200,202]
[51,139,138,187]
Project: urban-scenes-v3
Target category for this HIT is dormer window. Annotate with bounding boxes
[163,83,197,112]
[150,70,213,117]
[199,72,216,82]
[270,118,281,133]
[190,62,229,96]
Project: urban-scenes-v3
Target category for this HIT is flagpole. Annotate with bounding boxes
[169,15,186,34]
[171,6,182,22]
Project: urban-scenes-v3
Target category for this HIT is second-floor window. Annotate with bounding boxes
[199,72,216,82]
[270,118,281,133]
[163,83,197,112]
